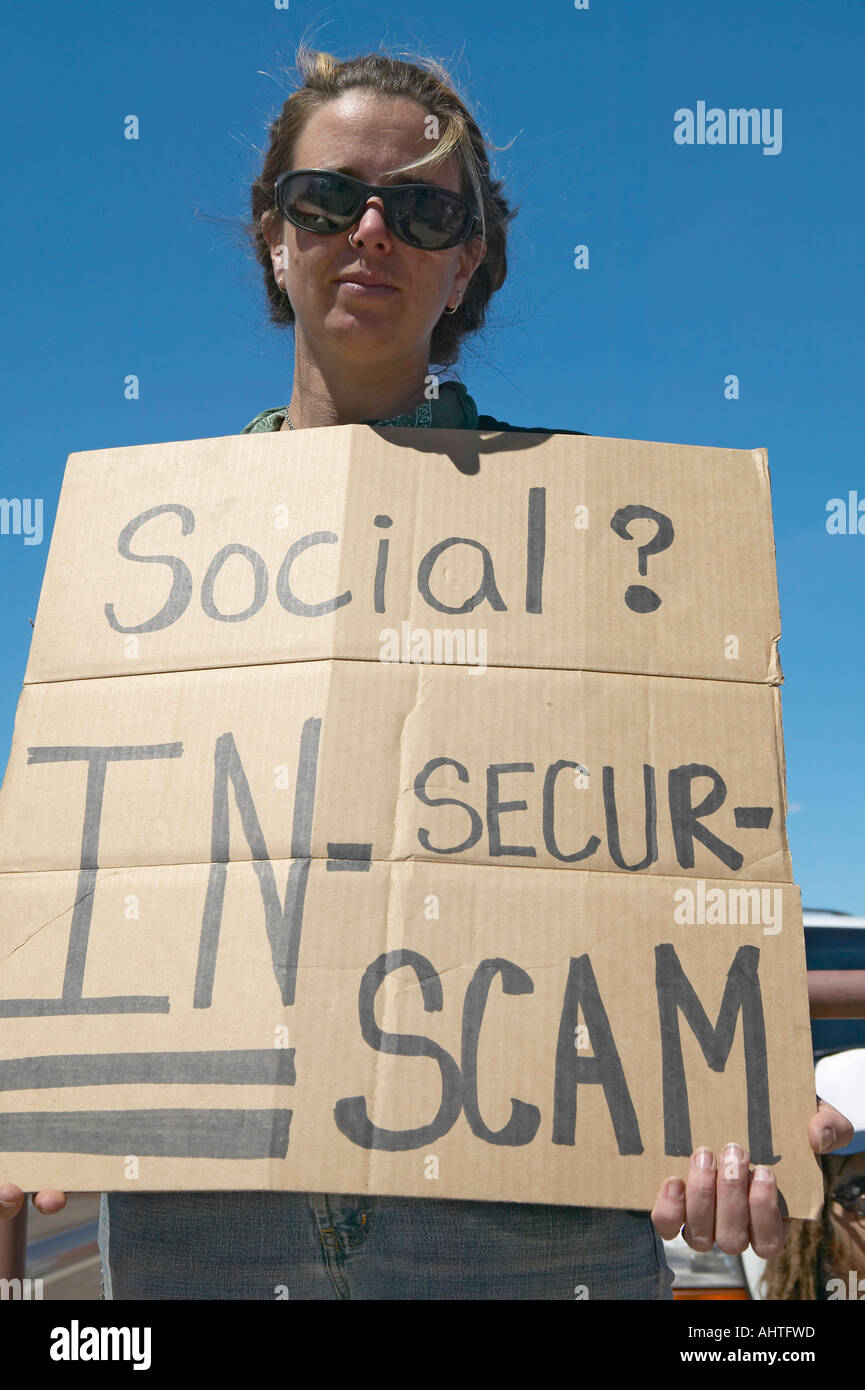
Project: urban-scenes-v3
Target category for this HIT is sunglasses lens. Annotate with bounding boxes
[278,173,477,248]
[391,186,474,248]
[832,1178,865,1216]
[280,173,360,233]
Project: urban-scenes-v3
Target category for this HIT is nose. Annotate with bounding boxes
[349,196,392,248]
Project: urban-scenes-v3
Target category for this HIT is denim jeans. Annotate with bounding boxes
[99,1190,674,1300]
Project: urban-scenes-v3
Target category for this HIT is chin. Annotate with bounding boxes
[325,311,410,353]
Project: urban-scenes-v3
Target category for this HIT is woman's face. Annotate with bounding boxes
[827,1152,865,1284]
[262,91,486,366]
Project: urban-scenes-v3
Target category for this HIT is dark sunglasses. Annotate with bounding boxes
[830,1173,865,1218]
[274,169,482,250]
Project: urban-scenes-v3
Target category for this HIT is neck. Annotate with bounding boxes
[286,333,431,428]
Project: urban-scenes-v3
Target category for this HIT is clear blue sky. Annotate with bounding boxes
[1,0,863,910]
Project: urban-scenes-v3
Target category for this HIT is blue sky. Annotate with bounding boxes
[1,0,863,910]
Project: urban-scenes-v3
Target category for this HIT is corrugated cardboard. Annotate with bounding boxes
[24,428,781,684]
[0,662,790,881]
[0,427,822,1217]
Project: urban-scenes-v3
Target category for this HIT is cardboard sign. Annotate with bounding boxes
[0,427,822,1216]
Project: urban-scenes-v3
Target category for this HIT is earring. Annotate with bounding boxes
[444,292,462,315]
[277,243,290,294]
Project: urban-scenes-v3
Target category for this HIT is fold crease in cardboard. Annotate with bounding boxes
[0,426,822,1216]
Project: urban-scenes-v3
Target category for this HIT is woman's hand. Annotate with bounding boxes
[0,1185,67,1219]
[651,1097,854,1256]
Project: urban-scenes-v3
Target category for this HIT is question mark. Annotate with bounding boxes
[609,505,675,613]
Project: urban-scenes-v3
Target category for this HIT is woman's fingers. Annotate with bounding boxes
[747,1166,788,1258]
[713,1144,751,1254]
[650,1176,686,1238]
[810,1096,854,1154]
[652,1147,790,1257]
[0,1185,67,1218]
[0,1185,26,1220]
[31,1190,67,1215]
[666,1101,852,1255]
[681,1148,718,1251]
[650,1153,722,1246]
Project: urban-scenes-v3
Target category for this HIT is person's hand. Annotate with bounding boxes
[0,1185,67,1219]
[651,1097,854,1256]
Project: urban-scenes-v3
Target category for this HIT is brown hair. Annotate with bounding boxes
[760,1155,847,1300]
[247,43,517,369]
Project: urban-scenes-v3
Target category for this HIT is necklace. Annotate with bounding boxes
[283,408,295,430]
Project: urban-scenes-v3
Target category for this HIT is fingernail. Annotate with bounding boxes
[693,1147,715,1170]
[753,1166,774,1183]
[0,1187,18,1205]
[0,1198,17,1209]
[665,1178,685,1199]
[721,1143,744,1163]
[819,1127,836,1153]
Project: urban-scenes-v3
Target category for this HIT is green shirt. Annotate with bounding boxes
[240,379,586,436]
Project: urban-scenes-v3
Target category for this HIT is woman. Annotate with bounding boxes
[0,44,852,1300]
[761,1048,865,1300]
[760,1150,865,1299]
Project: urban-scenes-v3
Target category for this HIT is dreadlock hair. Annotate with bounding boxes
[760,1155,846,1300]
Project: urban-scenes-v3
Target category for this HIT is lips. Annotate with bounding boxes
[335,270,398,289]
